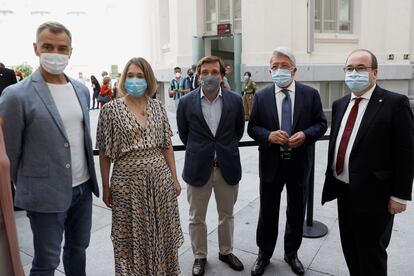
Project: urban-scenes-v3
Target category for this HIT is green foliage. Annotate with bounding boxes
[13,64,33,79]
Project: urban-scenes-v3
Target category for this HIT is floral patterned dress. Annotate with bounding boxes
[96,97,183,276]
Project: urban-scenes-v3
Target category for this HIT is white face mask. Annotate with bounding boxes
[39,53,69,75]
[175,72,181,78]
[16,76,21,81]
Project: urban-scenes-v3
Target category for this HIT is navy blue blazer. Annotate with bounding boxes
[322,85,414,211]
[247,82,327,183]
[177,88,245,187]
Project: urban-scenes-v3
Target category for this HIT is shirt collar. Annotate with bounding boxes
[350,84,376,102]
[275,80,296,94]
[200,87,222,100]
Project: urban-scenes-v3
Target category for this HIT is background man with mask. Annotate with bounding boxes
[248,47,327,276]
[0,21,99,276]
[177,56,244,276]
[169,66,184,109]
[322,49,414,276]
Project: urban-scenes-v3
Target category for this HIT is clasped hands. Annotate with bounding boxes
[268,130,306,148]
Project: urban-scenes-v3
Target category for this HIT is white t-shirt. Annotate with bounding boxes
[48,82,90,187]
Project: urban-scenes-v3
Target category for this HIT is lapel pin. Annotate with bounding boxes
[379,99,383,102]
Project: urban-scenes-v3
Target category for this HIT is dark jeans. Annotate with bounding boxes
[27,180,93,276]
[91,95,98,109]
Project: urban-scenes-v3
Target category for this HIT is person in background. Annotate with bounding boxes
[90,75,100,109]
[322,49,414,276]
[190,64,199,91]
[99,76,112,109]
[169,66,184,110]
[77,72,86,85]
[180,68,192,95]
[222,64,233,90]
[100,71,109,87]
[97,57,183,275]
[0,63,17,96]
[15,71,24,82]
[242,71,256,121]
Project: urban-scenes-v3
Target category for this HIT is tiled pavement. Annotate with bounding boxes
[14,106,414,276]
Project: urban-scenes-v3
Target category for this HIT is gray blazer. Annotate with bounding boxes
[0,69,99,212]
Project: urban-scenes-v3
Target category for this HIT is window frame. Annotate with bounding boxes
[314,0,353,34]
[204,0,241,36]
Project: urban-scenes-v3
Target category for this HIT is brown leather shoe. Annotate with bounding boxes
[192,258,207,276]
[219,253,244,271]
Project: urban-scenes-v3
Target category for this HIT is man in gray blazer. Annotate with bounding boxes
[0,21,99,276]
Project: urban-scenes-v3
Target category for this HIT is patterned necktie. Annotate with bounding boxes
[281,89,292,150]
[335,97,363,175]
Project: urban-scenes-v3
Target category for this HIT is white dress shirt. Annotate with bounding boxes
[275,81,295,127]
[332,84,405,204]
[200,88,223,136]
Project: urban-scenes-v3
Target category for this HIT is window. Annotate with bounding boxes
[319,81,348,110]
[233,0,241,31]
[205,0,217,32]
[159,0,170,49]
[205,0,241,35]
[315,0,352,33]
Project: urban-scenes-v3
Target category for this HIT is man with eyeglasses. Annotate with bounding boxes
[322,49,414,276]
[248,47,327,275]
[177,56,245,275]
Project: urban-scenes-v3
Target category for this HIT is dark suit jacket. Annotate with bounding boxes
[0,67,17,96]
[247,82,327,183]
[322,85,414,211]
[190,74,199,91]
[177,87,245,187]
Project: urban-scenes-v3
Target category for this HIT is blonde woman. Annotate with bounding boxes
[96,57,183,275]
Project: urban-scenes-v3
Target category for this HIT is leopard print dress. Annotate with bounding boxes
[96,97,183,276]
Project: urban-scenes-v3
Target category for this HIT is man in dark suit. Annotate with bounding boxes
[0,63,17,96]
[190,64,199,91]
[248,47,327,276]
[177,56,245,276]
[322,49,414,276]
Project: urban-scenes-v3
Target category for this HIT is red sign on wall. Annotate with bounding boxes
[217,23,232,35]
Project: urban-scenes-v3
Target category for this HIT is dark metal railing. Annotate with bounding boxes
[93,134,331,238]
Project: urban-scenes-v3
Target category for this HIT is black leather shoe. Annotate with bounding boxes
[284,254,305,275]
[251,255,270,276]
[219,253,244,271]
[192,258,207,276]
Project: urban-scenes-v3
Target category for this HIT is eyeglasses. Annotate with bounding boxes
[343,66,373,73]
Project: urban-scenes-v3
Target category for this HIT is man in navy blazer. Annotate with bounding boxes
[322,49,414,276]
[248,47,327,275]
[177,56,245,275]
[0,22,99,276]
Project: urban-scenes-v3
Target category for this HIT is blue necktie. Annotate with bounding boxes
[281,89,292,150]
